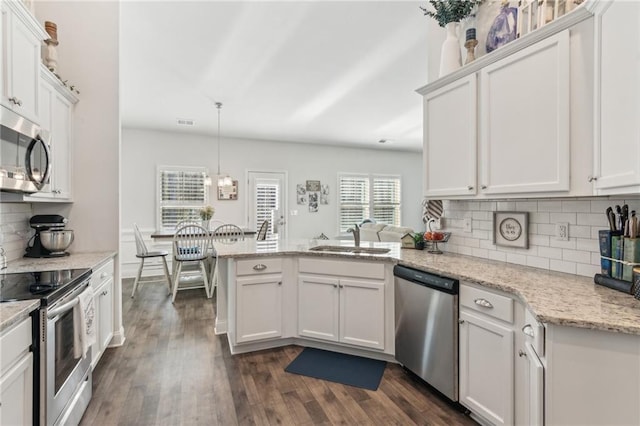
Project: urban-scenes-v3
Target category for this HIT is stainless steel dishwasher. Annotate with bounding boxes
[394,264,459,401]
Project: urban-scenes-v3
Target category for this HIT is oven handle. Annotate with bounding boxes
[47,297,79,319]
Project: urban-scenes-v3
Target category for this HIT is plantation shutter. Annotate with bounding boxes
[338,175,370,232]
[372,176,401,226]
[255,179,279,240]
[158,167,208,231]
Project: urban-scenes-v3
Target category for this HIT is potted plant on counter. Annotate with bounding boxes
[413,232,425,250]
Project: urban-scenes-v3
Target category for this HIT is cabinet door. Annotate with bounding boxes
[423,74,477,197]
[50,92,72,198]
[98,278,114,351]
[298,274,339,343]
[459,310,514,426]
[479,30,570,195]
[524,342,544,426]
[1,5,41,123]
[0,352,33,426]
[594,1,640,193]
[339,278,385,350]
[236,274,283,343]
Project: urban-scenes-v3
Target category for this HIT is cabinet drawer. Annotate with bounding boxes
[299,258,385,280]
[460,284,513,323]
[0,317,32,372]
[236,257,282,276]
[91,258,115,288]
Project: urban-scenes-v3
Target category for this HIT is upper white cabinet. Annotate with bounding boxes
[423,74,477,197]
[1,1,47,124]
[479,31,570,195]
[419,10,596,199]
[593,0,640,194]
[28,67,77,201]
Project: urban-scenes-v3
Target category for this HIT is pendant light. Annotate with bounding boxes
[215,102,233,187]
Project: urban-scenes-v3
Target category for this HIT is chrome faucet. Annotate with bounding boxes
[347,223,360,247]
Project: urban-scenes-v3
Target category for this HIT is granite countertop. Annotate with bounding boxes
[214,239,640,336]
[0,251,116,332]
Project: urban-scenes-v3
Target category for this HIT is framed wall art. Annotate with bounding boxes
[306,180,321,192]
[493,211,529,248]
[218,180,238,200]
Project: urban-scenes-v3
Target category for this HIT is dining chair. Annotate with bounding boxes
[131,223,172,298]
[208,223,245,297]
[256,220,269,241]
[171,223,211,302]
[175,219,199,230]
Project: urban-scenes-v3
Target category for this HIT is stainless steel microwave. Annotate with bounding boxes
[0,105,51,193]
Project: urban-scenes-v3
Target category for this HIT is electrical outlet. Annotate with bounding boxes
[290,210,298,216]
[463,218,472,233]
[555,222,569,241]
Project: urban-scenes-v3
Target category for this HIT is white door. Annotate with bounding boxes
[247,171,287,239]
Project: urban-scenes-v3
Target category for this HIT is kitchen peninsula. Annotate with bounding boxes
[214,238,640,425]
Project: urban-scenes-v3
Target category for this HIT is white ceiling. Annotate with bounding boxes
[121,1,429,151]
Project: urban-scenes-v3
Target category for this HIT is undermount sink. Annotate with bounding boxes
[308,245,390,254]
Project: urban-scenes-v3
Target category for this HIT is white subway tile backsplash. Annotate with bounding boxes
[538,200,563,212]
[562,200,591,213]
[442,198,631,279]
[1,203,32,262]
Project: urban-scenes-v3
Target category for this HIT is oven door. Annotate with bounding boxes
[0,105,51,193]
[44,282,92,426]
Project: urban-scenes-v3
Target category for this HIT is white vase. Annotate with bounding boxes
[439,22,462,77]
[201,219,210,231]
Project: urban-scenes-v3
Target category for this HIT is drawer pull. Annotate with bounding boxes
[518,349,527,357]
[252,264,267,271]
[522,324,535,337]
[474,298,493,309]
[458,319,465,324]
[100,272,109,278]
[101,290,108,296]
[278,281,282,286]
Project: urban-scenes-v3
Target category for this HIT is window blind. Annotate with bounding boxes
[338,174,401,233]
[255,180,278,240]
[158,167,208,231]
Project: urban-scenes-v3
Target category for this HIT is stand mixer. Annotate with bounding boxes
[25,214,72,258]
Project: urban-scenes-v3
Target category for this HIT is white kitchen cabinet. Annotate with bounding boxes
[423,74,477,197]
[515,308,545,426]
[90,258,115,369]
[0,317,33,426]
[459,284,515,426]
[593,0,640,194]
[479,30,570,195]
[298,258,385,350]
[26,66,77,202]
[234,257,284,344]
[1,0,47,124]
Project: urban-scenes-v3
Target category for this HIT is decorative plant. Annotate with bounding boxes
[420,0,484,27]
[413,232,425,244]
[199,205,215,220]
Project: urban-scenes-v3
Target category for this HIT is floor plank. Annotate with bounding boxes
[80,278,477,426]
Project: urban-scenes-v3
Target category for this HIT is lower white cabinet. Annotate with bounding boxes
[236,274,283,343]
[0,317,33,426]
[298,258,385,350]
[234,257,284,344]
[91,259,115,369]
[459,284,515,426]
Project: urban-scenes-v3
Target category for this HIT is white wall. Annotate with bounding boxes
[121,127,423,239]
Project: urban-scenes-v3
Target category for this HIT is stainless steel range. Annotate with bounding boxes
[0,268,93,425]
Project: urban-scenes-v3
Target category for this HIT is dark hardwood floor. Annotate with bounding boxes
[80,278,477,426]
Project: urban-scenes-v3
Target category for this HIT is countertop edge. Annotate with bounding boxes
[0,300,39,334]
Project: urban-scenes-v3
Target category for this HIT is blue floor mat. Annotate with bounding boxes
[284,347,386,391]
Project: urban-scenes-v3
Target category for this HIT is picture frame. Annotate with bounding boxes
[493,211,529,249]
[218,180,238,200]
[306,180,321,192]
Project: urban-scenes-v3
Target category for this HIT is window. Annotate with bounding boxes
[157,166,208,231]
[254,179,279,240]
[338,174,401,232]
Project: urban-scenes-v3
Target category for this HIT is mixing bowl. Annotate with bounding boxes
[40,229,74,253]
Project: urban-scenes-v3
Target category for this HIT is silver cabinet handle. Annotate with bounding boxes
[588,175,598,182]
[252,264,267,271]
[338,284,344,288]
[101,290,108,296]
[278,281,282,286]
[458,319,465,324]
[467,185,474,190]
[481,185,487,189]
[522,324,535,337]
[474,298,493,308]
[518,349,527,357]
[9,96,22,106]
[333,284,338,288]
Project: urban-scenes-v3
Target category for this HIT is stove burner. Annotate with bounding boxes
[0,268,91,304]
